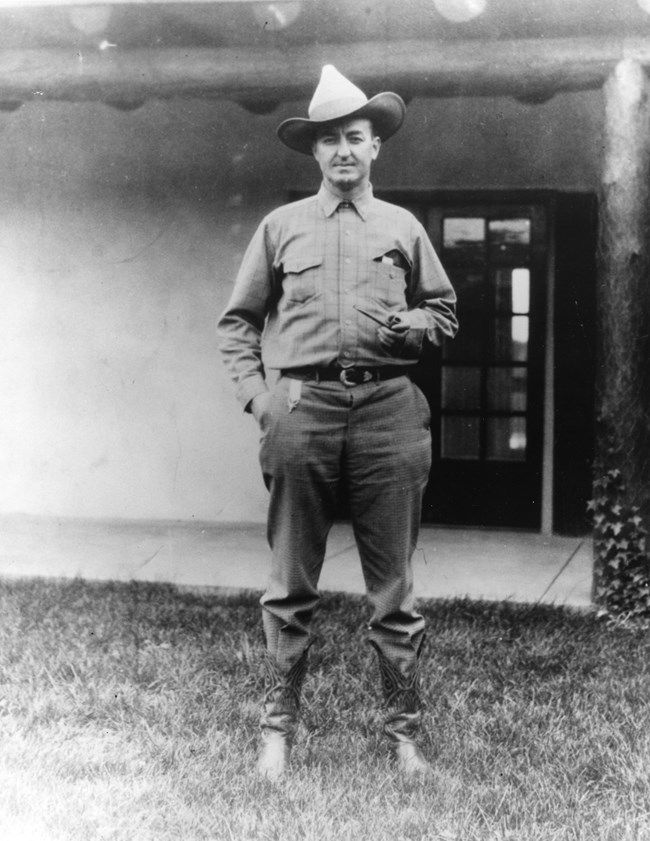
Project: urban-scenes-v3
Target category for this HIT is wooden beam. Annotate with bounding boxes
[0,0,275,4]
[596,58,650,527]
[1,35,650,106]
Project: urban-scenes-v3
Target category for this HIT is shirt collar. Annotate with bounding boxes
[318,183,373,221]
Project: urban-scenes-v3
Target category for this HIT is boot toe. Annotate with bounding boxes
[257,732,291,782]
[393,742,432,781]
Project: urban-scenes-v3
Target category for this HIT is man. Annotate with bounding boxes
[218,65,457,782]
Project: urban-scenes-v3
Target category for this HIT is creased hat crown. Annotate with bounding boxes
[308,65,368,122]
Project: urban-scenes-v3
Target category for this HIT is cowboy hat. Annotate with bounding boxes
[277,65,406,155]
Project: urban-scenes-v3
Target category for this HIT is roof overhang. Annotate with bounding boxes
[0,0,649,110]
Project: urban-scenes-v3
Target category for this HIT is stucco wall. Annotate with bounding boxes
[0,88,602,522]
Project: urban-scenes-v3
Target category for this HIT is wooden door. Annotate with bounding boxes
[414,202,548,528]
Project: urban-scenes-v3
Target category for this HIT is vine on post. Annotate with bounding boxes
[589,464,650,626]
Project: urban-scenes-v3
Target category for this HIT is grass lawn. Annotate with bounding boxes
[1,577,649,841]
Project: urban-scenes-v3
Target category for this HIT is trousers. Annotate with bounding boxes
[258,373,432,676]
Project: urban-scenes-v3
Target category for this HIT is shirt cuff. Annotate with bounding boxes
[393,309,426,359]
[399,327,425,359]
[236,375,269,412]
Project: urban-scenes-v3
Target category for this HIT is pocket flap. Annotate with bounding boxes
[283,257,323,275]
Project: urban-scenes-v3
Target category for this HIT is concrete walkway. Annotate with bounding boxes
[0,515,593,608]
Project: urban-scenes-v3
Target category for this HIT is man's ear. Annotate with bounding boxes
[372,135,382,160]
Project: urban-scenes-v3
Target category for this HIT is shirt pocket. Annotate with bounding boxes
[370,250,409,308]
[280,256,323,307]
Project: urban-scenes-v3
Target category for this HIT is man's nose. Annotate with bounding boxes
[335,138,351,157]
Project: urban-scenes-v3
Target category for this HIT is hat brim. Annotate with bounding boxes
[277,92,406,155]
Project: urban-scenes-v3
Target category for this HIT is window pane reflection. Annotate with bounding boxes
[495,268,530,313]
[489,219,531,261]
[487,417,527,461]
[487,367,527,411]
[443,218,485,259]
[442,367,481,410]
[493,316,529,361]
[442,416,480,459]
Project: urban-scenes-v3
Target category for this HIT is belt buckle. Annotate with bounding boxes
[339,367,372,387]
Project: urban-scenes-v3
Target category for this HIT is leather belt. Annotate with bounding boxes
[281,365,408,387]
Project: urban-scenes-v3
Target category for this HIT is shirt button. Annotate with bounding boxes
[343,351,351,358]
[345,258,351,264]
[345,319,352,326]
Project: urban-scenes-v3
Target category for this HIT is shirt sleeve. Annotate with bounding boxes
[399,217,458,358]
[217,218,275,410]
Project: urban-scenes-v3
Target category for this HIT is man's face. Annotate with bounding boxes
[312,118,381,195]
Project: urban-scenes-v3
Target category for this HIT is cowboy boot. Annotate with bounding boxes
[257,647,309,782]
[370,640,431,781]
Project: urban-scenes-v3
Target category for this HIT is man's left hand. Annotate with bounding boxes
[378,313,410,352]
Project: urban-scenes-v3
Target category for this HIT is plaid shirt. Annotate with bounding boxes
[218,183,458,409]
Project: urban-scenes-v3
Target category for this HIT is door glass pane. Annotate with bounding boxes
[493,316,529,361]
[487,367,527,411]
[442,367,481,410]
[511,268,530,313]
[443,218,485,259]
[495,268,530,313]
[489,219,531,261]
[487,417,527,461]
[442,416,480,459]
[451,268,485,310]
[443,311,482,360]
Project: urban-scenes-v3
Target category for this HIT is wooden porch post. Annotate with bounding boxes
[595,59,650,577]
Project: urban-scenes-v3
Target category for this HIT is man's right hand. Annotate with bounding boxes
[250,392,272,428]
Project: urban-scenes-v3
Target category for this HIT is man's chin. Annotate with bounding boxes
[331,175,359,192]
